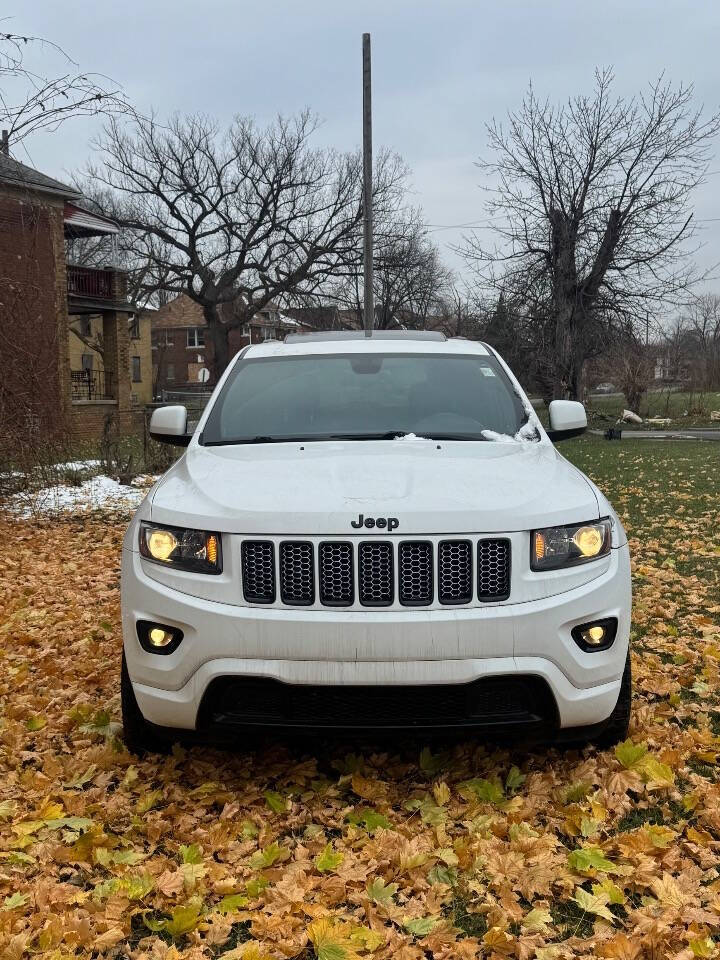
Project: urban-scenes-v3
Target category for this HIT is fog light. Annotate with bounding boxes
[571,617,617,652]
[137,620,183,655]
[149,626,174,647]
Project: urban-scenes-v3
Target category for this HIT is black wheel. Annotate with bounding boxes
[121,653,170,755]
[592,651,632,749]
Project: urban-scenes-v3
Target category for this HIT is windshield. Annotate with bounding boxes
[200,352,531,445]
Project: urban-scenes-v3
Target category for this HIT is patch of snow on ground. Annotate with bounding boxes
[8,475,152,518]
[57,460,102,472]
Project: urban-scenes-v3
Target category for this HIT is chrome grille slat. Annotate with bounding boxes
[477,538,511,601]
[241,541,275,604]
[399,541,433,606]
[319,542,354,606]
[438,540,473,604]
[279,541,314,605]
[358,541,394,606]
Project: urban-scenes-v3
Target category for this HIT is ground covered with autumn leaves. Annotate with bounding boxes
[1,438,719,960]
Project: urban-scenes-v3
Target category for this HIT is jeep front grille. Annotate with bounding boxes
[438,540,473,604]
[398,541,433,606]
[240,538,511,607]
[477,538,511,601]
[319,542,354,606]
[241,541,275,603]
[279,541,314,605]
[358,541,394,606]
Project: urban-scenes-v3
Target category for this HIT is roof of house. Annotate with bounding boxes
[64,201,119,238]
[0,152,81,200]
[153,293,287,329]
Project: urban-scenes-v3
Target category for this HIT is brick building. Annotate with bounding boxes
[152,294,308,395]
[0,145,143,446]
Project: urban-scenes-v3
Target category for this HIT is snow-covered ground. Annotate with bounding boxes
[6,472,157,518]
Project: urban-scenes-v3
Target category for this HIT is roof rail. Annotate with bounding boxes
[284,330,447,344]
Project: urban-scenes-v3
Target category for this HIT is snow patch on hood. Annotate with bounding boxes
[482,422,541,443]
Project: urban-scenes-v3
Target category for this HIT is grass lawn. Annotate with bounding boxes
[585,391,720,429]
[0,437,719,958]
[530,391,720,429]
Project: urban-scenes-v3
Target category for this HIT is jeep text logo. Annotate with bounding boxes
[351,513,399,531]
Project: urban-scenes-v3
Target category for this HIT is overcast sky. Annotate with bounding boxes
[9,0,720,286]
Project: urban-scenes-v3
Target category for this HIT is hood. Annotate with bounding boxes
[149,438,599,535]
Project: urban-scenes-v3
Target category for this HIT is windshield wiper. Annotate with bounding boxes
[423,433,488,441]
[327,431,413,440]
[203,435,300,446]
[330,431,490,442]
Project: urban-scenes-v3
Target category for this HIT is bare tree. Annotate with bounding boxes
[330,212,451,329]
[463,70,720,399]
[597,332,655,412]
[87,111,406,380]
[684,293,720,390]
[0,29,128,146]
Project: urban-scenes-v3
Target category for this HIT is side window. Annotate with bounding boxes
[131,356,141,382]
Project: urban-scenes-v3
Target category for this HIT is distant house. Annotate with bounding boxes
[653,353,690,384]
[151,294,310,395]
[0,144,146,444]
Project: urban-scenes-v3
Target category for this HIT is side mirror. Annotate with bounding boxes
[149,405,191,446]
[547,400,587,441]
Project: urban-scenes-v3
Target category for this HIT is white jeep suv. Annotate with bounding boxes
[121,332,631,752]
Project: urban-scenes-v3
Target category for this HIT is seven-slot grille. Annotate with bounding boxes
[319,542,354,606]
[358,541,394,606]
[240,538,511,607]
[241,541,275,603]
[279,541,314,605]
[438,540,473,604]
[399,541,433,606]
[477,538,511,601]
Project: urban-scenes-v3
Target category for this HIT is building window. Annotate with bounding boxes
[79,317,92,337]
[81,353,94,371]
[166,363,175,381]
[129,316,140,339]
[153,331,174,348]
[262,325,275,340]
[131,356,141,382]
[187,328,205,348]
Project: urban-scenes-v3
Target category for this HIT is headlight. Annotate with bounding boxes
[531,518,611,571]
[139,522,222,574]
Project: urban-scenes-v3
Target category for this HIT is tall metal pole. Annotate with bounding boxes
[362,33,374,337]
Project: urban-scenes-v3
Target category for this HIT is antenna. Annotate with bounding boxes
[362,33,373,337]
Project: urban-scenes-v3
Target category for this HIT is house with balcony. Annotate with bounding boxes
[0,145,146,445]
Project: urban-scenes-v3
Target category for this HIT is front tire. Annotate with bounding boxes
[592,651,632,749]
[121,653,169,755]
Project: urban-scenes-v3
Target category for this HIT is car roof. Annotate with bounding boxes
[244,332,491,358]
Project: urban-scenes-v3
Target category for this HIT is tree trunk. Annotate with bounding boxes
[204,303,229,384]
[553,305,574,400]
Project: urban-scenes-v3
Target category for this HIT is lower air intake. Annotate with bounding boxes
[199,675,557,730]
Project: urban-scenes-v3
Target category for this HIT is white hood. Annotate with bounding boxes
[149,438,599,535]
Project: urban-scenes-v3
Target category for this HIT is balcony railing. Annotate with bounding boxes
[70,369,114,401]
[67,265,114,300]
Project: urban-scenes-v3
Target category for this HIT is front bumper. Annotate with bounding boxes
[122,543,631,732]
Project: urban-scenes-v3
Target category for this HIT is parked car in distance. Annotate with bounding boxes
[121,331,631,752]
